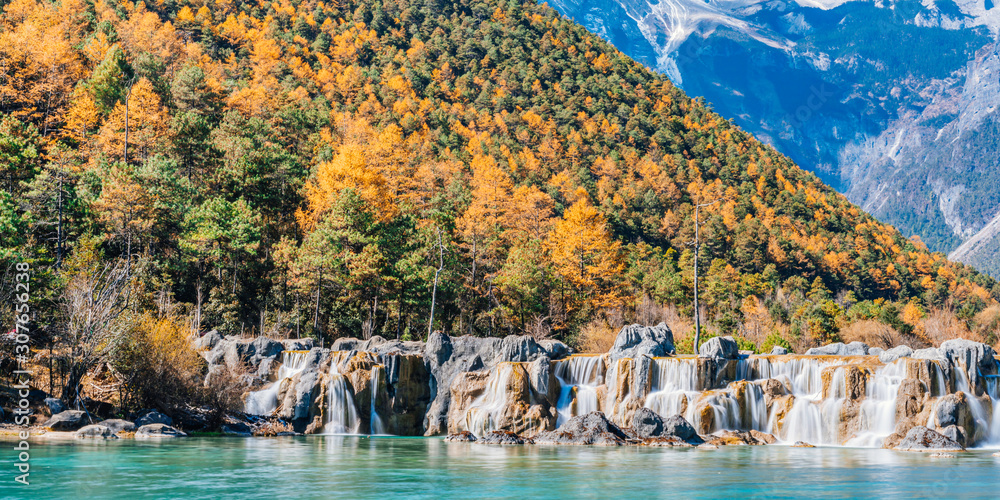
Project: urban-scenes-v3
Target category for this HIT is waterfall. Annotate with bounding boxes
[244,351,309,415]
[465,363,520,437]
[643,358,699,422]
[844,361,905,447]
[743,382,768,432]
[325,354,360,434]
[554,355,604,426]
[954,368,990,444]
[370,365,386,435]
[987,375,1000,445]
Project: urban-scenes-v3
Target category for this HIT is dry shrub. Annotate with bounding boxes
[113,314,207,412]
[253,419,294,436]
[661,304,693,343]
[577,310,625,353]
[202,363,250,427]
[838,320,930,350]
[923,309,980,346]
[972,305,1000,348]
[524,314,552,341]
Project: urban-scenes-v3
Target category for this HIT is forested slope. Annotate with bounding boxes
[1,0,998,352]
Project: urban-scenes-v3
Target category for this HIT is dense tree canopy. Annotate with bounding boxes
[2,0,998,351]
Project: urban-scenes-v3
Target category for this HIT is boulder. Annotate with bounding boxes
[538,340,571,359]
[630,407,665,438]
[608,324,675,362]
[868,347,884,357]
[769,346,789,355]
[76,424,117,439]
[932,393,974,440]
[221,422,252,437]
[662,414,703,444]
[477,430,530,445]
[806,342,869,356]
[45,410,88,431]
[699,336,739,360]
[445,431,477,442]
[194,330,222,350]
[282,338,314,351]
[879,346,913,364]
[44,397,66,416]
[135,423,187,438]
[99,419,135,433]
[135,410,173,427]
[894,426,963,452]
[793,441,815,448]
[939,339,997,390]
[940,425,967,449]
[533,412,631,446]
[911,348,945,362]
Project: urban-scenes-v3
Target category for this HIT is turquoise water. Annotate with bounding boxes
[3,437,999,499]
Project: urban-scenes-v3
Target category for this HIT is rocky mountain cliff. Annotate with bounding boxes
[549,0,1000,275]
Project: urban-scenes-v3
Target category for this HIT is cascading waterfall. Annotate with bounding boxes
[370,365,386,435]
[244,351,309,415]
[752,357,840,444]
[953,368,990,443]
[465,363,519,437]
[326,354,360,434]
[554,356,604,426]
[743,382,768,432]
[987,373,1000,445]
[844,361,905,447]
[643,358,699,422]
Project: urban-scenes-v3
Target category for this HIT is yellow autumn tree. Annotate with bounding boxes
[96,77,169,163]
[548,189,625,313]
[299,117,412,228]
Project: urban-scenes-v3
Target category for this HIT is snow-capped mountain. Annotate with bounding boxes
[550,0,1000,275]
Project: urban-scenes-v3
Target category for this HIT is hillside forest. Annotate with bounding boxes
[3,0,1000,410]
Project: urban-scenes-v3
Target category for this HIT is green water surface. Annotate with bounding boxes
[2,436,998,499]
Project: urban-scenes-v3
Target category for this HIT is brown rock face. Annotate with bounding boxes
[386,354,431,435]
[821,365,869,401]
[447,363,554,436]
[895,378,927,421]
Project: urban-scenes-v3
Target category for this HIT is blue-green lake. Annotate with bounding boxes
[3,437,999,499]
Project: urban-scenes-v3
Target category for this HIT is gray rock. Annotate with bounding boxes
[422,332,550,436]
[135,410,173,427]
[538,340,571,360]
[806,342,869,356]
[609,323,674,361]
[932,393,973,437]
[769,346,788,355]
[135,423,187,438]
[868,347,884,357]
[879,345,913,364]
[631,407,665,438]
[45,410,88,431]
[528,355,552,405]
[477,430,529,445]
[44,397,66,415]
[221,422,252,437]
[912,347,945,362]
[662,414,703,444]
[940,425,968,448]
[76,424,117,439]
[533,411,630,446]
[194,330,222,350]
[699,336,739,359]
[894,426,964,452]
[940,339,997,390]
[99,419,135,433]
[282,338,314,351]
